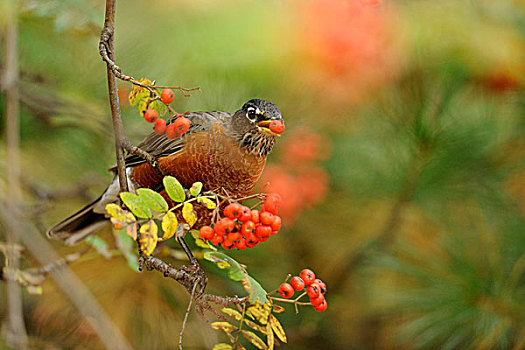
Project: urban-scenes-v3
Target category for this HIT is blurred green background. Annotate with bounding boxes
[1,0,525,349]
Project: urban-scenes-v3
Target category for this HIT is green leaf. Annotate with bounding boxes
[204,251,244,280]
[85,236,111,259]
[139,220,158,256]
[189,182,203,197]
[212,344,233,350]
[161,211,178,240]
[197,196,216,209]
[137,188,169,213]
[242,275,268,305]
[163,176,185,202]
[191,230,217,250]
[120,192,152,219]
[241,330,267,350]
[138,98,167,117]
[182,202,197,228]
[105,203,136,223]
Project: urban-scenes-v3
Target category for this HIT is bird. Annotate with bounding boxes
[47,99,284,247]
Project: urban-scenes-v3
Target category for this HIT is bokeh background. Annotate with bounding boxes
[1,0,525,349]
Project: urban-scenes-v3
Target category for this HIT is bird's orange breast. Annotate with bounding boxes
[130,122,267,198]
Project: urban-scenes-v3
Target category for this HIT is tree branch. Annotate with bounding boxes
[1,1,28,347]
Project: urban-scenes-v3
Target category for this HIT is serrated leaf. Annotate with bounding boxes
[85,236,111,259]
[129,78,154,106]
[241,330,267,350]
[182,202,197,228]
[163,176,185,202]
[269,315,287,343]
[161,211,178,240]
[247,301,272,325]
[105,203,136,223]
[120,192,152,219]
[139,220,158,256]
[204,252,244,280]
[267,323,274,350]
[137,188,169,213]
[221,307,242,320]
[137,98,166,117]
[242,275,268,305]
[197,196,216,209]
[189,182,203,197]
[244,318,268,334]
[212,344,233,350]
[211,321,236,333]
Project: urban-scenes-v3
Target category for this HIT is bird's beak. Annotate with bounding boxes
[256,119,283,137]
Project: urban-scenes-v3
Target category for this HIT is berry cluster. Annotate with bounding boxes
[142,88,192,140]
[278,268,327,312]
[199,194,282,250]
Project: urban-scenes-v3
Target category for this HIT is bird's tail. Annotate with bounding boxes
[46,196,109,245]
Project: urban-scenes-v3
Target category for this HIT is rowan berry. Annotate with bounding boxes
[199,225,214,240]
[251,209,260,224]
[264,193,282,214]
[269,119,285,134]
[161,89,175,105]
[234,238,247,250]
[271,216,281,231]
[255,224,272,239]
[300,269,316,285]
[279,283,294,298]
[226,231,241,242]
[309,293,325,307]
[224,202,242,219]
[144,109,158,123]
[260,211,275,226]
[290,276,305,291]
[238,206,252,222]
[314,279,327,294]
[154,118,167,135]
[241,221,256,236]
[222,239,234,250]
[313,299,327,312]
[217,217,235,234]
[173,116,191,134]
[210,234,224,246]
[245,233,259,247]
[307,283,321,298]
[166,123,182,139]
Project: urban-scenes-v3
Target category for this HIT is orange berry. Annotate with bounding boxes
[154,118,167,134]
[166,123,182,139]
[160,89,175,104]
[224,203,242,219]
[173,116,191,134]
[144,109,158,123]
[199,225,214,240]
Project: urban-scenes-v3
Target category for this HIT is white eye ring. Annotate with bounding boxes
[246,107,258,122]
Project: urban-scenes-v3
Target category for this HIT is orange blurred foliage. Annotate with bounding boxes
[288,0,402,107]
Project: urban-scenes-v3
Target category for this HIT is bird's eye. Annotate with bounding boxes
[246,107,257,122]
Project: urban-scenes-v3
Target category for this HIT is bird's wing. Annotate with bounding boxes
[122,111,232,168]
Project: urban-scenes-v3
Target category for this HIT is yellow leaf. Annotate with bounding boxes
[182,202,197,228]
[266,323,274,350]
[221,307,242,320]
[161,211,178,240]
[210,321,236,333]
[272,305,285,314]
[139,220,158,256]
[241,330,267,350]
[247,301,272,325]
[269,314,287,343]
[197,196,217,209]
[105,203,136,223]
[244,318,267,334]
[212,344,233,350]
[128,78,154,106]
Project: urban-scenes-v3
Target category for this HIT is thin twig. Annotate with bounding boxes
[179,282,198,350]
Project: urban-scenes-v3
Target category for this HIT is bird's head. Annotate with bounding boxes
[231,99,284,156]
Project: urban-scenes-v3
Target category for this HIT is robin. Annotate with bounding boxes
[47,99,284,250]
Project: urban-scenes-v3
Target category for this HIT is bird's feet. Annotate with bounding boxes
[181,260,208,296]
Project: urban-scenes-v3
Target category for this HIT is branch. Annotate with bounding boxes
[1,1,28,347]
